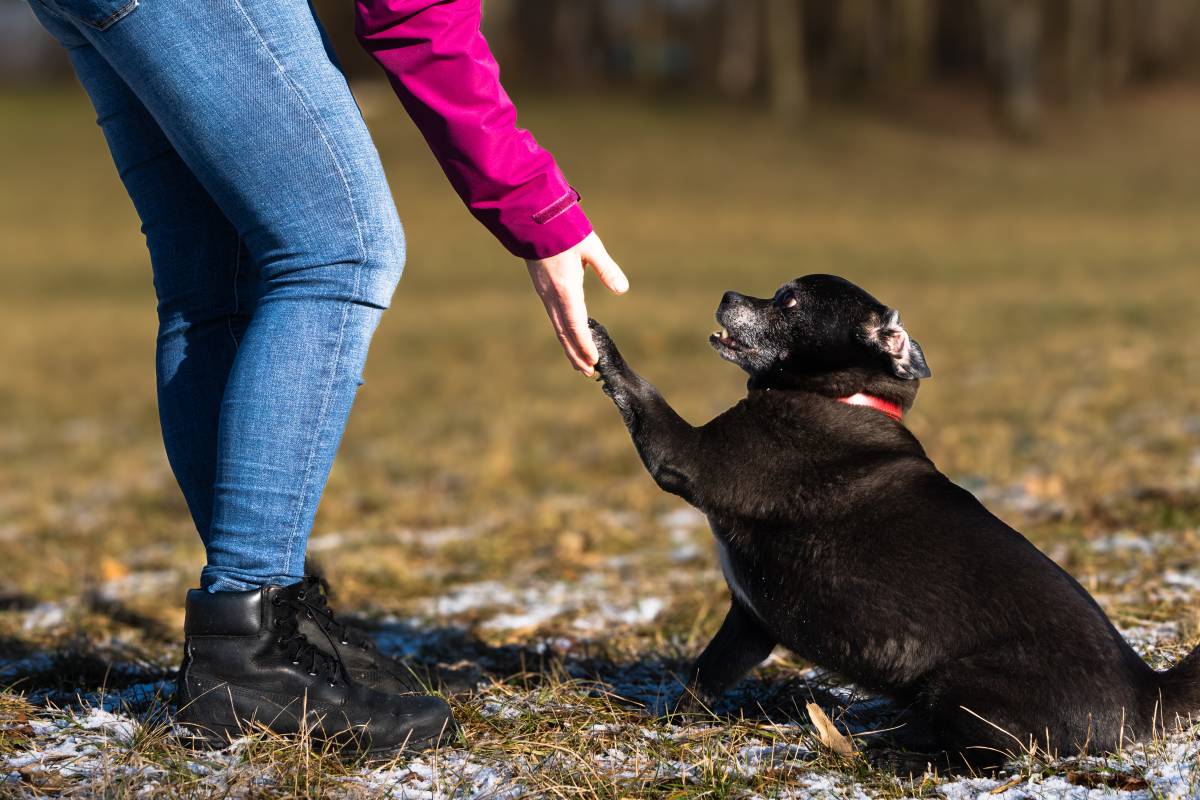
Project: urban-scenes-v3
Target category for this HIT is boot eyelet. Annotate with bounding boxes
[308,671,318,677]
[296,591,306,600]
[306,611,313,619]
[340,640,349,646]
[292,660,301,665]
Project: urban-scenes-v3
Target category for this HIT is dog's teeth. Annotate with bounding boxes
[721,329,730,338]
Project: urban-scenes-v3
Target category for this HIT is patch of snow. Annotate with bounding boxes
[481,606,564,631]
[961,476,1068,520]
[660,506,710,563]
[395,525,485,547]
[417,577,665,634]
[21,601,68,631]
[1120,622,1182,656]
[421,580,513,617]
[573,597,664,631]
[1162,570,1200,591]
[1089,530,1177,555]
[306,531,351,552]
[775,772,873,799]
[659,506,707,531]
[937,774,1137,799]
[96,569,178,601]
[734,741,814,776]
[936,777,1003,799]
[348,750,524,799]
[3,708,138,782]
[480,700,524,720]
[1140,733,1200,799]
[73,708,137,742]
[310,523,486,554]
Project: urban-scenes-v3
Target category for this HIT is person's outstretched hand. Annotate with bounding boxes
[526,231,628,376]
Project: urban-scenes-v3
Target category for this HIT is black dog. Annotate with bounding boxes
[589,274,1199,767]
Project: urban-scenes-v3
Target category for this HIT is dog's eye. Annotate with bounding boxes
[777,290,798,309]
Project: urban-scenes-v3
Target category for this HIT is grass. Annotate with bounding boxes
[0,81,1199,797]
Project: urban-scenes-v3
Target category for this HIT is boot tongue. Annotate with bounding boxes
[270,584,348,684]
[299,576,374,650]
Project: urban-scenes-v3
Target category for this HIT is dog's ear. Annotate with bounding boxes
[867,310,931,380]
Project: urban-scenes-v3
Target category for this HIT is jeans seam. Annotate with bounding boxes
[224,0,368,580]
[227,235,242,348]
[88,0,138,31]
[225,0,366,266]
[280,283,357,580]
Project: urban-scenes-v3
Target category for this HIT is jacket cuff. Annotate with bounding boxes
[488,189,594,261]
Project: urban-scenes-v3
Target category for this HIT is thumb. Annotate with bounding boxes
[583,236,629,295]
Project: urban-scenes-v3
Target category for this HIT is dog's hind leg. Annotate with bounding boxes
[674,601,776,714]
[589,319,703,501]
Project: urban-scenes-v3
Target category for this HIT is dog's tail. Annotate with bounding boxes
[1158,642,1200,726]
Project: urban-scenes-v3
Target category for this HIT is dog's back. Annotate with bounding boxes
[708,389,1161,754]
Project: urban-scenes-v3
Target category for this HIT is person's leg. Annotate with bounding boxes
[26,2,257,545]
[26,0,457,752]
[30,0,405,592]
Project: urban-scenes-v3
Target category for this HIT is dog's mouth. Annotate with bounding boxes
[709,327,749,355]
[711,327,741,348]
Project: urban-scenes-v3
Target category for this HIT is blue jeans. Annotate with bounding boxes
[30,0,404,591]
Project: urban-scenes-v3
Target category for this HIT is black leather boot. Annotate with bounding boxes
[293,576,475,695]
[175,583,456,756]
[288,576,421,695]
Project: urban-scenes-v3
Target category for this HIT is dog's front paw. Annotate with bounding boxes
[668,685,715,720]
[587,319,638,417]
[587,318,625,378]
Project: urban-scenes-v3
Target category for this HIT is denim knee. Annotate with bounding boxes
[254,202,403,312]
[356,211,405,311]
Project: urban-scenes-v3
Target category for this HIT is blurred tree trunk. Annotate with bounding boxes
[480,0,517,67]
[1063,0,1103,104]
[510,0,559,85]
[1103,0,1133,90]
[831,0,885,88]
[1133,0,1200,75]
[717,0,761,98]
[981,0,1043,137]
[311,0,380,78]
[764,0,808,118]
[889,0,935,92]
[632,0,669,89]
[827,0,933,97]
[551,0,595,86]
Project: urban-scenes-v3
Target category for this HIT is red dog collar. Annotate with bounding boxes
[837,392,903,422]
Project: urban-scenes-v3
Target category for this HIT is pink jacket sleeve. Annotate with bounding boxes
[354,0,594,260]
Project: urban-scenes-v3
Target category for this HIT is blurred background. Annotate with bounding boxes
[8,0,1200,135]
[1,0,1198,732]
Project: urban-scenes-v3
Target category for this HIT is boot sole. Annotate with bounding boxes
[177,675,459,759]
[177,717,456,760]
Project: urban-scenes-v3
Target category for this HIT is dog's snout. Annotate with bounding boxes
[721,291,748,307]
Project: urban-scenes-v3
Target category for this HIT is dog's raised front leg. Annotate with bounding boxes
[675,600,777,714]
[589,319,701,501]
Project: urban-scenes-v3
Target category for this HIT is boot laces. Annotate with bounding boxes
[298,576,375,651]
[270,591,346,685]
